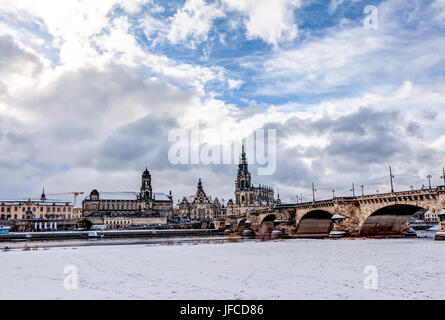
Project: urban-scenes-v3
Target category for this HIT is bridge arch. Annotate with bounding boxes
[296,210,333,236]
[360,204,426,236]
[257,214,276,240]
[237,218,249,234]
[260,214,276,225]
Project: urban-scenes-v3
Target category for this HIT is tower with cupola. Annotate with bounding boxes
[140,166,152,200]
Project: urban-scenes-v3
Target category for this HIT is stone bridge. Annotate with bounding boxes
[215,186,445,238]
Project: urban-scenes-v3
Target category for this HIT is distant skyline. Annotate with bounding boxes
[0,0,444,204]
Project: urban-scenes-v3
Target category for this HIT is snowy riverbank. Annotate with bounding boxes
[1,238,444,299]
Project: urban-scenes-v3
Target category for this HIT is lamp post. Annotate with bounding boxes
[389,166,395,193]
[427,175,433,190]
[312,183,317,203]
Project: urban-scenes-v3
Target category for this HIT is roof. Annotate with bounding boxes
[0,199,72,206]
[153,193,172,202]
[85,191,172,202]
[94,192,139,201]
[182,196,195,204]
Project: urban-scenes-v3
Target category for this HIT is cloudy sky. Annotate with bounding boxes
[0,0,444,204]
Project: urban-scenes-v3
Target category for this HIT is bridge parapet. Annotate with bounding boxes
[273,186,445,237]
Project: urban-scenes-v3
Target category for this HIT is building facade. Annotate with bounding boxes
[227,146,276,216]
[0,189,74,221]
[425,210,439,223]
[82,167,173,217]
[179,178,222,221]
[104,216,132,229]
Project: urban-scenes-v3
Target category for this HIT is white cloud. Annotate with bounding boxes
[222,0,301,46]
[432,0,445,20]
[0,0,444,204]
[167,0,225,48]
[328,0,361,15]
[253,5,445,96]
[227,79,244,90]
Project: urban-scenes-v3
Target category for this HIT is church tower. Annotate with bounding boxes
[40,186,46,201]
[235,145,253,205]
[140,166,152,200]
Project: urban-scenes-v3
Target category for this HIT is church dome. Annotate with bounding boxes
[142,166,151,178]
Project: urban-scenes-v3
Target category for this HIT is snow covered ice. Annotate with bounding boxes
[1,239,444,300]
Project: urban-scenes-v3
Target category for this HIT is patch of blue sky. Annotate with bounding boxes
[0,10,60,67]
[102,0,444,109]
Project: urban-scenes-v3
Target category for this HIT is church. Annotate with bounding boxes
[178,178,223,221]
[226,146,276,216]
[82,167,173,217]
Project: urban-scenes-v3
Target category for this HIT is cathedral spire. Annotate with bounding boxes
[240,144,247,163]
[40,186,46,201]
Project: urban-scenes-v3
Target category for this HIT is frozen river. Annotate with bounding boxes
[1,237,444,300]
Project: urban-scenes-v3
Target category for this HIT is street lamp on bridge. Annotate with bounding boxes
[427,175,433,190]
[350,183,355,197]
[312,183,317,203]
[389,166,395,193]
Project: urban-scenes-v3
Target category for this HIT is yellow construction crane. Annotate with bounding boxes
[46,192,85,206]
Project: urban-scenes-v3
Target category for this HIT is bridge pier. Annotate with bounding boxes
[435,211,445,241]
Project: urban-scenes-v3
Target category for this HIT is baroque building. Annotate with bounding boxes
[178,178,222,221]
[227,146,275,216]
[0,193,74,221]
[0,188,76,232]
[82,167,173,217]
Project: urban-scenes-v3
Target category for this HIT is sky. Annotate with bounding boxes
[0,0,445,205]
